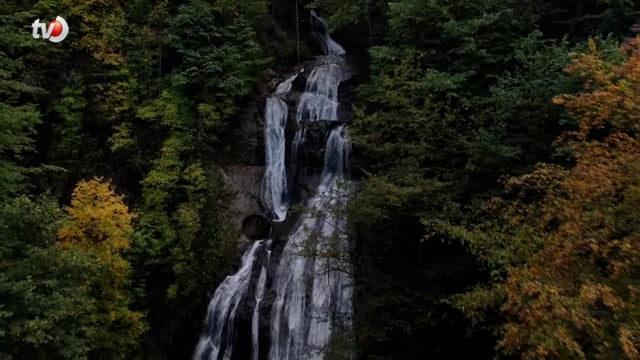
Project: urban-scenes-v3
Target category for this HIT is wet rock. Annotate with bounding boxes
[221,165,266,231]
[291,71,308,92]
[263,67,277,78]
[230,95,265,165]
[297,120,335,168]
[242,214,272,241]
[338,75,357,124]
[284,121,341,205]
[280,90,303,106]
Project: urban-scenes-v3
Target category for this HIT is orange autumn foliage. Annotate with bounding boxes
[553,37,640,140]
[500,37,640,359]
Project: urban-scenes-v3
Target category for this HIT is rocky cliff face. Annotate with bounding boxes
[231,95,266,166]
[223,58,358,248]
[221,165,265,226]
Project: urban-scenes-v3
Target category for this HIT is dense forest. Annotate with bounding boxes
[1,0,640,359]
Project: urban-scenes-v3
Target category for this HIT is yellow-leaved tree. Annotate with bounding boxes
[58,177,147,359]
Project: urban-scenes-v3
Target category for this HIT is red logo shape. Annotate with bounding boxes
[48,20,63,37]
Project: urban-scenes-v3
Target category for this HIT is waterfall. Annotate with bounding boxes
[252,264,267,360]
[276,74,298,95]
[194,241,263,360]
[292,14,347,161]
[291,127,306,164]
[321,124,351,180]
[269,125,353,360]
[195,11,352,360]
[310,10,346,56]
[291,43,347,164]
[263,96,289,221]
[296,63,343,122]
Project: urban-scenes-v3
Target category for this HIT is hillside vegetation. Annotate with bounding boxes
[1,0,639,358]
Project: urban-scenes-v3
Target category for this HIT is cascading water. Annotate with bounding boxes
[194,241,263,360]
[269,125,353,360]
[291,40,346,168]
[268,11,352,358]
[252,254,268,360]
[309,10,346,56]
[276,74,298,95]
[195,11,352,360]
[290,10,347,163]
[295,63,343,122]
[263,97,290,221]
[264,71,302,222]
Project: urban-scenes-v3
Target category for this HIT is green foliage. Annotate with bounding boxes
[534,0,640,39]
[384,0,528,85]
[58,178,147,359]
[0,0,273,357]
[134,153,237,355]
[354,46,468,174]
[165,0,263,104]
[60,0,129,124]
[3,0,639,358]
[345,0,640,356]
[50,72,88,166]
[0,103,40,198]
[464,33,579,180]
[0,196,92,359]
[0,9,43,199]
[1,192,148,359]
[324,330,356,360]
